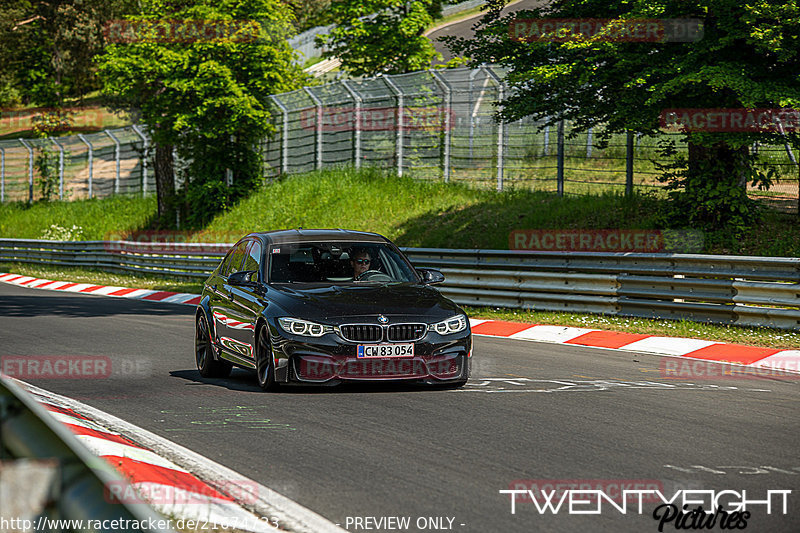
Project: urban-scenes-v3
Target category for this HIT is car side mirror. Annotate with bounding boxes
[417,268,445,285]
[228,270,258,287]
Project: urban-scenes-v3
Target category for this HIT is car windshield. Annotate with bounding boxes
[268,241,418,284]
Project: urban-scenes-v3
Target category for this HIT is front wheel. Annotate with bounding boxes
[256,325,279,391]
[195,314,232,378]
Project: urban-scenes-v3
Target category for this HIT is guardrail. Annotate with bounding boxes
[0,239,798,329]
[0,375,172,531]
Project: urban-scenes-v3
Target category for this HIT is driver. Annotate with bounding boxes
[350,248,373,279]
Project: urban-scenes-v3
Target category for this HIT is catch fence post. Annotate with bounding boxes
[586,127,593,158]
[556,121,564,196]
[431,70,452,183]
[383,75,404,177]
[50,137,64,200]
[626,131,634,196]
[104,129,121,194]
[269,96,290,174]
[304,87,324,170]
[0,146,4,203]
[19,138,33,203]
[131,125,148,196]
[341,80,362,169]
[77,134,93,198]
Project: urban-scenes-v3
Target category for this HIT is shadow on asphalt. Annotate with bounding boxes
[169,368,454,394]
[0,294,196,318]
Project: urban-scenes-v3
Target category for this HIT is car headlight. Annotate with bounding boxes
[428,315,468,335]
[278,317,333,337]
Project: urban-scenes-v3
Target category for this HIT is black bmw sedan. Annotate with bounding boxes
[195,229,472,390]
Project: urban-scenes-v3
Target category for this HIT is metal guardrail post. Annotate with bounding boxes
[104,129,121,194]
[626,131,634,196]
[341,80,362,169]
[19,138,34,203]
[556,121,565,196]
[77,134,93,198]
[131,125,148,196]
[269,95,290,174]
[0,145,4,203]
[303,87,324,170]
[430,70,452,182]
[383,75,404,177]
[50,137,65,200]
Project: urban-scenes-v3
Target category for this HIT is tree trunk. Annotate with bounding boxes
[154,143,175,221]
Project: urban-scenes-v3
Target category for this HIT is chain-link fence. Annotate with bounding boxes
[1,66,798,208]
[0,126,154,202]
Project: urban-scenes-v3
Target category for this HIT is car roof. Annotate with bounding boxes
[246,229,389,245]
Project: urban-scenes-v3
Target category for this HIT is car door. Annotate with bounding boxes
[215,240,249,361]
[224,239,264,364]
[208,248,237,345]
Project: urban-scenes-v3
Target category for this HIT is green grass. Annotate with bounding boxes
[2,261,798,349]
[0,195,157,240]
[0,167,798,255]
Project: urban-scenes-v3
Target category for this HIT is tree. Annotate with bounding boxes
[0,0,135,108]
[319,0,442,77]
[98,0,306,226]
[448,0,800,233]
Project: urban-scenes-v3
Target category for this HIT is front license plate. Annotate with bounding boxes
[357,343,414,358]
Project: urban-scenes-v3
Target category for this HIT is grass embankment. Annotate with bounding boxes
[1,167,798,348]
[2,167,797,255]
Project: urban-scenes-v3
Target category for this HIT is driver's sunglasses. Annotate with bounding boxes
[354,259,371,265]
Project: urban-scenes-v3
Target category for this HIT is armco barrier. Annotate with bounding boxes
[0,375,173,531]
[0,239,798,329]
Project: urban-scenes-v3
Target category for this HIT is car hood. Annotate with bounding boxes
[266,283,462,322]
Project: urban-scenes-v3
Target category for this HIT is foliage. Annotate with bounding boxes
[0,1,136,107]
[320,0,442,76]
[40,224,85,240]
[286,0,333,32]
[447,0,800,232]
[653,139,777,235]
[31,110,74,202]
[97,0,306,226]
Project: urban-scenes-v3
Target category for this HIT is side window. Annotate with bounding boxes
[219,251,235,277]
[243,241,262,279]
[225,241,249,278]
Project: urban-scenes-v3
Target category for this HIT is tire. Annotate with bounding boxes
[255,325,279,391]
[195,313,232,378]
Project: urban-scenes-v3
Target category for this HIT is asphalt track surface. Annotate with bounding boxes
[429,0,547,62]
[1,282,799,532]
